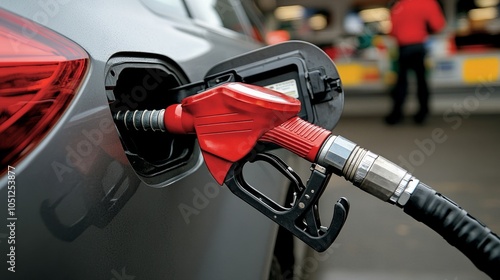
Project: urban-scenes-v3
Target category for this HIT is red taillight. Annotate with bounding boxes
[0,9,88,173]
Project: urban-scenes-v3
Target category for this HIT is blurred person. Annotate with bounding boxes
[385,0,445,125]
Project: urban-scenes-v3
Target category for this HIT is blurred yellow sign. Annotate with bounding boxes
[463,57,499,83]
[337,63,381,86]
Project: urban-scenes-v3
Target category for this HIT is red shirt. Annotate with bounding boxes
[390,0,446,46]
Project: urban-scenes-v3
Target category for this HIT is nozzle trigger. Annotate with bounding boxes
[224,152,349,252]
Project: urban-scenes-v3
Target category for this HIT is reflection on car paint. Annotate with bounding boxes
[41,158,139,241]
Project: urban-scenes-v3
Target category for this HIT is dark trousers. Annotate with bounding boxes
[390,43,430,116]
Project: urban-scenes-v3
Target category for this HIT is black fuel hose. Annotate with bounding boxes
[318,136,500,279]
[403,182,500,279]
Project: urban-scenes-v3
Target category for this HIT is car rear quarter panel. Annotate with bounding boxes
[0,1,292,279]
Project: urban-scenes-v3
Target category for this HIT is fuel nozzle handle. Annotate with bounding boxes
[112,83,332,184]
[114,83,349,252]
[162,82,333,184]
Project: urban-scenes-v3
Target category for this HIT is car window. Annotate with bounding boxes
[185,0,249,35]
[241,0,266,43]
[141,0,189,19]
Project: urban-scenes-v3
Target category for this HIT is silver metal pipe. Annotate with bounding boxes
[318,135,418,207]
[114,109,165,132]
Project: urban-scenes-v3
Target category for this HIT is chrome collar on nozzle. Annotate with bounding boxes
[317,135,418,207]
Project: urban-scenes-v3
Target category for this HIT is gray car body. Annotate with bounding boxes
[0,1,302,279]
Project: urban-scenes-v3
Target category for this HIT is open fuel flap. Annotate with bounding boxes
[106,41,344,187]
[205,40,344,131]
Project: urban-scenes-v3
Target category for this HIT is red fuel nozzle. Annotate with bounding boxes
[114,82,349,252]
[164,82,332,184]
